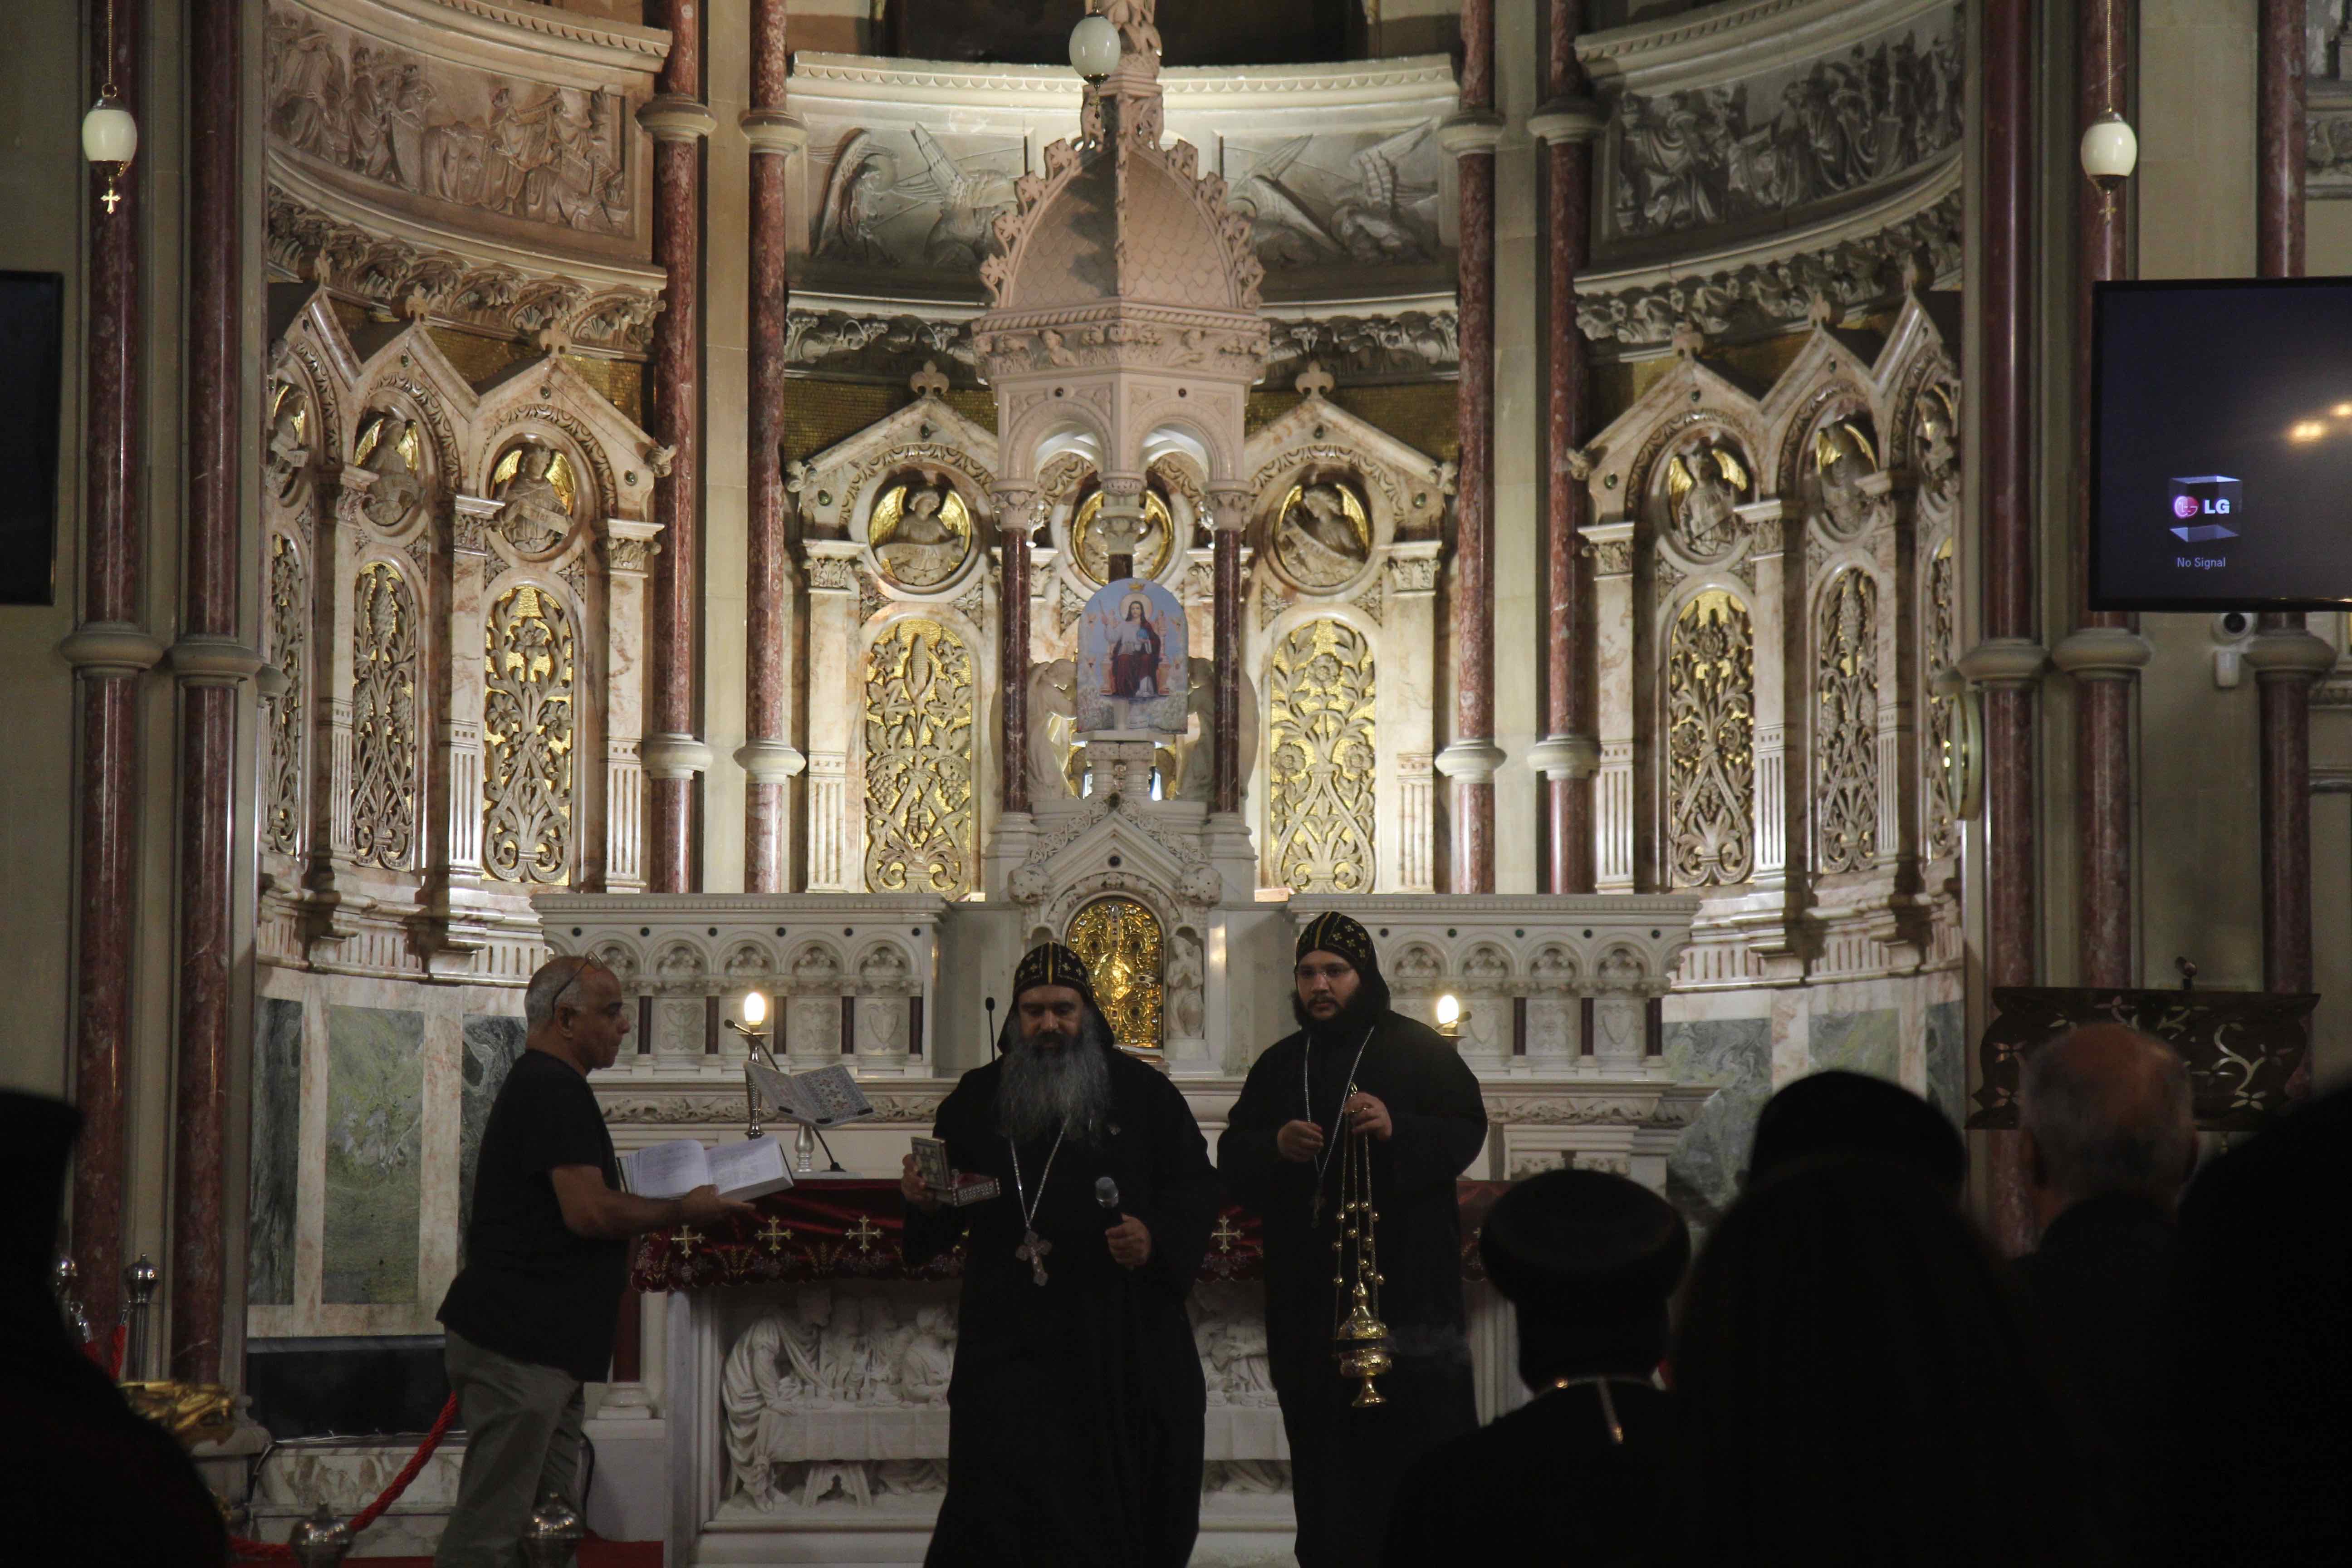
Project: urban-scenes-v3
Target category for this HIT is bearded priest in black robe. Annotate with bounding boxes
[902,942,1218,1567]
[1217,911,1489,1566]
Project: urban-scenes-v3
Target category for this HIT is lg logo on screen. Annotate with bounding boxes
[2168,475,2240,542]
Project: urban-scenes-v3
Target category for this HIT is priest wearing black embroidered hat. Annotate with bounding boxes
[902,941,1218,1567]
[1382,1167,1688,1566]
[1218,911,1489,1566]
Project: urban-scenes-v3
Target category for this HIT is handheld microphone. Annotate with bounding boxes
[1095,1176,1121,1212]
[985,996,997,1059]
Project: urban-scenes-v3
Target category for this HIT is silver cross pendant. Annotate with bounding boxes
[1015,1228,1053,1286]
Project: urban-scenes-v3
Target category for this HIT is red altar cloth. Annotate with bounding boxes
[630,1179,1510,1293]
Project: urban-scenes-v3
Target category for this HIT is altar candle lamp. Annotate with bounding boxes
[743,990,768,1028]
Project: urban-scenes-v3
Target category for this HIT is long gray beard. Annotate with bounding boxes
[997,1012,1115,1147]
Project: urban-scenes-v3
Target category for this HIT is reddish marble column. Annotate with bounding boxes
[2056,0,2146,990]
[168,0,250,1387]
[642,3,716,893]
[739,0,804,892]
[2254,1,2327,1000]
[1437,0,1503,894]
[1969,0,2041,1253]
[59,0,155,1342]
[1530,1,1601,894]
[1210,490,1249,816]
[996,495,1036,818]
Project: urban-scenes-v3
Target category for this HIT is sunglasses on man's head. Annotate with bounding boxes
[546,962,626,1021]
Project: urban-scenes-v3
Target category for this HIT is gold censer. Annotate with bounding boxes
[1328,1084,1391,1407]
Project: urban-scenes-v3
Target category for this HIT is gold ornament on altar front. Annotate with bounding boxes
[1272,479,1372,590]
[1267,618,1377,893]
[1667,589,1755,888]
[483,583,575,885]
[869,478,975,588]
[490,442,580,557]
[1066,896,1164,1052]
[862,618,976,897]
[120,1381,236,1450]
[1073,488,1174,584]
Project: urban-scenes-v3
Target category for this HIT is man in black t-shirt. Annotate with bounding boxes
[435,956,751,1568]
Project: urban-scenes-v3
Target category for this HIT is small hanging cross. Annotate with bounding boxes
[101,185,122,215]
[847,1215,884,1256]
[1015,1228,1053,1286]
[757,1217,793,1255]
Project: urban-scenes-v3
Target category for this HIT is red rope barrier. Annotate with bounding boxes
[229,1392,461,1560]
[82,1323,127,1379]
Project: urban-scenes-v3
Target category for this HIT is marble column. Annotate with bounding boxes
[1436,0,1504,894]
[1209,487,1250,817]
[2252,1,2334,1001]
[995,489,1037,820]
[171,0,262,1386]
[2053,0,2149,989]
[1526,1,1603,895]
[737,0,806,892]
[58,0,157,1340]
[639,3,718,893]
[1960,0,2043,1253]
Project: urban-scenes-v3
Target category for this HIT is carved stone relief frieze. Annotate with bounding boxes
[783,309,979,381]
[266,5,635,238]
[1578,189,1962,348]
[811,126,1022,273]
[266,188,662,353]
[1604,5,1962,246]
[1260,310,1458,383]
[1224,122,1443,268]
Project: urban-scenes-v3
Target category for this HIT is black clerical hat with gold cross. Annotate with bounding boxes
[1294,910,1381,978]
[1012,941,1099,1009]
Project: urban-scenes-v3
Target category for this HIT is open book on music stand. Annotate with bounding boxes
[744,1057,873,1174]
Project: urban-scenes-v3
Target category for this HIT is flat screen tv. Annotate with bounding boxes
[2093,275,2352,610]
[0,271,63,606]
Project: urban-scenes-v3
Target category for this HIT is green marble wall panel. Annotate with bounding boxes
[1808,1008,1901,1082]
[323,1004,425,1305]
[460,1014,528,1256]
[1925,1000,1966,1126]
[1663,1016,1772,1229]
[246,996,303,1306]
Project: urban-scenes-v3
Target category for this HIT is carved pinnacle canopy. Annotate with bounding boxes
[976,0,1264,352]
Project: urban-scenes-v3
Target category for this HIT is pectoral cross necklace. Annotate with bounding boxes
[1007,1124,1067,1287]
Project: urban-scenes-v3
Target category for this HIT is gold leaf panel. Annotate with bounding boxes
[1267,617,1377,892]
[483,583,575,885]
[1667,589,1755,888]
[1067,897,1164,1052]
[862,617,976,897]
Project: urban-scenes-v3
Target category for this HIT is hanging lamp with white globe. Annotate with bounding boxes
[2079,110,2138,192]
[83,2,138,214]
[1069,12,1122,81]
